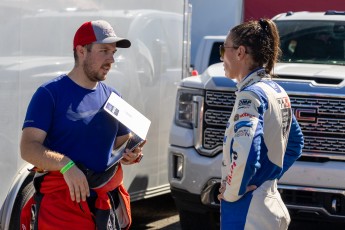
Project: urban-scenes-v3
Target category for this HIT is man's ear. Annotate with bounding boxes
[75,45,86,58]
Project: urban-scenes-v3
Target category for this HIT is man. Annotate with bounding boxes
[20,20,143,230]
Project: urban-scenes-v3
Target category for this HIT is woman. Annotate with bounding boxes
[218,18,304,230]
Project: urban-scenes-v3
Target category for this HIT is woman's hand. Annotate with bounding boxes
[217,182,257,201]
[217,181,226,201]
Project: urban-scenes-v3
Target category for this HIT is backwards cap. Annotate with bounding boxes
[73,20,131,50]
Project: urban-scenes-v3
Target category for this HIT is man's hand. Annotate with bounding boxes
[63,165,90,203]
[121,140,146,165]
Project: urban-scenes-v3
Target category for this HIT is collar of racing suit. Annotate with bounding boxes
[237,67,268,91]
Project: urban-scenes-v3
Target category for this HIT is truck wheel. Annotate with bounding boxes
[9,175,35,230]
[178,209,219,230]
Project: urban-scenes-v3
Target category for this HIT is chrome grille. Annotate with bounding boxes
[290,97,345,114]
[205,91,236,107]
[204,128,225,149]
[202,91,345,156]
[204,110,231,126]
[299,118,345,134]
[203,91,235,150]
[303,136,345,153]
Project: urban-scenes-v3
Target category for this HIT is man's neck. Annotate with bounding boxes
[67,68,98,90]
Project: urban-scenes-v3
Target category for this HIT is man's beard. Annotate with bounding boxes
[83,58,109,82]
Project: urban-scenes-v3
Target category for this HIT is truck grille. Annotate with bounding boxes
[203,91,236,149]
[202,91,345,157]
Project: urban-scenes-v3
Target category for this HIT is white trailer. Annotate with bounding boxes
[0,0,191,229]
[188,0,243,72]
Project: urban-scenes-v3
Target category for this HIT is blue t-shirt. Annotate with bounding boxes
[23,75,130,172]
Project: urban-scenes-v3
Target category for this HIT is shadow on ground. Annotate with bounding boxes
[131,193,181,230]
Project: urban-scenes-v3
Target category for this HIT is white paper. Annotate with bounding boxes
[104,92,151,140]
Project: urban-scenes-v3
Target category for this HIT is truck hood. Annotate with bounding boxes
[0,56,74,81]
[275,62,345,86]
[181,62,345,93]
[274,62,345,96]
[0,55,127,84]
[181,63,237,91]
[0,55,129,110]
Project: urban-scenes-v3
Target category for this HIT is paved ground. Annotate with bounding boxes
[131,193,180,229]
[131,194,345,230]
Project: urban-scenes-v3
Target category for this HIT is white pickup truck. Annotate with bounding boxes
[169,11,345,229]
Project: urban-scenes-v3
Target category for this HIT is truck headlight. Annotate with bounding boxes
[174,88,204,128]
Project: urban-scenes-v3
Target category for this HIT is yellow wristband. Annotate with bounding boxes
[60,160,75,174]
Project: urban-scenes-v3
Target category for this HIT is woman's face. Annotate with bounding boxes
[222,34,239,80]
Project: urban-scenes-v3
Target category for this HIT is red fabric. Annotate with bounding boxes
[93,165,123,210]
[244,0,345,22]
[20,196,35,230]
[117,185,132,229]
[38,189,95,230]
[20,165,131,230]
[36,171,95,230]
[92,165,132,229]
[73,21,97,49]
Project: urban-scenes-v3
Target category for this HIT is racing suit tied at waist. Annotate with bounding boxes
[20,164,131,230]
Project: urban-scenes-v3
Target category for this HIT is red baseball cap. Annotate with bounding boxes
[73,20,131,50]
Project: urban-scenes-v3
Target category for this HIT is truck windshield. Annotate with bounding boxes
[276,20,345,65]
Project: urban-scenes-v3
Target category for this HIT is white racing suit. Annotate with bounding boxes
[221,68,304,230]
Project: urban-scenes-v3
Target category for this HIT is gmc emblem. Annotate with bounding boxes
[292,107,318,123]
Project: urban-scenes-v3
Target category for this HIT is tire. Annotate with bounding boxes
[9,174,35,230]
[178,209,219,230]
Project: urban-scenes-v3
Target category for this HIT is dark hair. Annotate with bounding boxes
[230,18,281,75]
[73,44,93,62]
